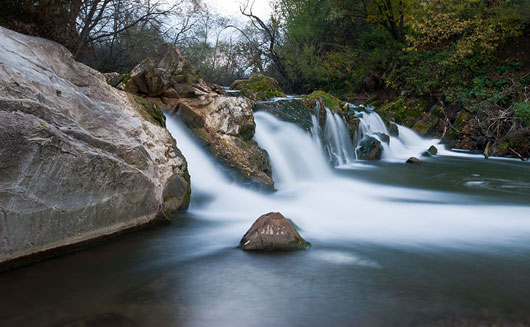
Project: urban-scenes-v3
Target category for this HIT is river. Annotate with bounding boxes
[1,108,529,326]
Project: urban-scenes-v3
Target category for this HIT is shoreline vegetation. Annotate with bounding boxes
[1,0,528,159]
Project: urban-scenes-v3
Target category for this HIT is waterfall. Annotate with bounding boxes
[323,107,356,165]
[254,111,332,186]
[316,106,443,164]
[164,111,530,247]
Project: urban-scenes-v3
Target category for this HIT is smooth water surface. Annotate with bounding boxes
[1,112,529,327]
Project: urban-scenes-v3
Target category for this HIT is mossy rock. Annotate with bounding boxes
[230,74,285,101]
[343,112,361,139]
[412,113,439,136]
[422,145,438,157]
[489,128,530,159]
[376,96,426,128]
[445,110,473,142]
[131,95,165,127]
[254,98,313,132]
[301,90,346,114]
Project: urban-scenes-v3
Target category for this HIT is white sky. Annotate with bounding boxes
[204,0,272,20]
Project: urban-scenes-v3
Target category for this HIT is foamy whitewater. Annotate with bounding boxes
[165,107,530,249]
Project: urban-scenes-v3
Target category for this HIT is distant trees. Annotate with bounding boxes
[0,0,276,84]
[0,0,197,62]
[80,0,203,72]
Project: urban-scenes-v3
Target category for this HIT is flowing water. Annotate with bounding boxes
[1,108,530,327]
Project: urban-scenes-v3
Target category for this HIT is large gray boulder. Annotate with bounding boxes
[0,27,191,267]
[240,212,310,251]
[124,45,274,190]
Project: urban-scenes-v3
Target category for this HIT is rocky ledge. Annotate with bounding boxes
[0,27,191,268]
[122,45,274,190]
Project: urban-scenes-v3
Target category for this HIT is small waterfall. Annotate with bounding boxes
[310,102,323,150]
[313,106,443,164]
[323,108,356,165]
[254,111,332,186]
[357,111,389,141]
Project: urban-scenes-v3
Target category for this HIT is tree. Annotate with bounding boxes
[239,0,288,81]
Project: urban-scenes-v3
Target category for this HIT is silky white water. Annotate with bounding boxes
[166,112,530,248]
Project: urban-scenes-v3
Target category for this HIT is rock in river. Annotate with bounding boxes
[0,27,191,268]
[356,136,383,160]
[422,145,438,157]
[240,212,310,251]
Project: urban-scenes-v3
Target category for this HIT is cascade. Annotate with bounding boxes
[323,107,356,165]
[164,111,530,246]
[316,105,443,164]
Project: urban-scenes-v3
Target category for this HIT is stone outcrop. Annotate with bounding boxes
[356,136,383,160]
[406,157,420,164]
[124,45,274,190]
[230,74,285,101]
[239,212,310,251]
[254,97,314,132]
[388,122,399,137]
[0,27,191,267]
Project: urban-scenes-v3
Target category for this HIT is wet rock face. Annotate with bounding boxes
[240,212,310,251]
[356,136,383,160]
[388,122,399,137]
[0,27,191,265]
[254,98,314,132]
[374,132,390,145]
[125,44,274,190]
[406,157,420,164]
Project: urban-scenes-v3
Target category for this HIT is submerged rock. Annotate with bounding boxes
[124,44,274,190]
[406,157,420,164]
[356,136,383,160]
[0,27,191,267]
[240,212,310,251]
[230,74,285,101]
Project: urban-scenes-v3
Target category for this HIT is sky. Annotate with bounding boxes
[204,0,272,20]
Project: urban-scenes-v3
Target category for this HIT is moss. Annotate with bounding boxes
[302,90,345,113]
[231,74,285,101]
[377,96,427,128]
[412,122,430,135]
[132,95,166,127]
[39,121,48,128]
[455,111,472,127]
[122,73,132,92]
